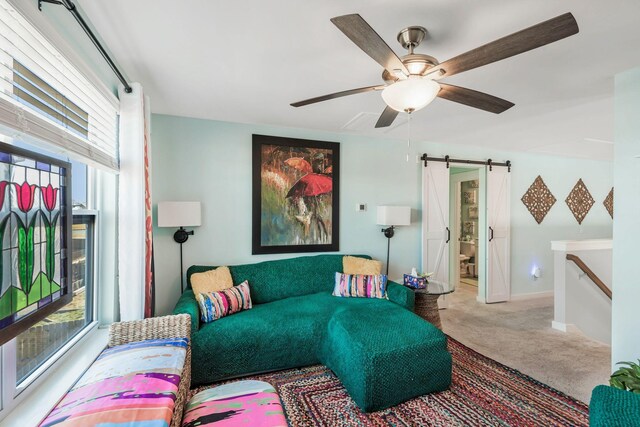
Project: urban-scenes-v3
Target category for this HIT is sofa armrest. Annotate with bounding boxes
[590,385,640,427]
[387,280,415,310]
[173,290,200,333]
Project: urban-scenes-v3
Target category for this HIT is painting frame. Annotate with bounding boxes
[0,142,73,347]
[252,134,340,255]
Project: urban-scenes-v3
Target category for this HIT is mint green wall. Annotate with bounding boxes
[151,114,613,315]
[612,68,640,368]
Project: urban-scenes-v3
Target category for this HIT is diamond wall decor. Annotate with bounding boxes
[603,187,613,219]
[521,175,556,224]
[565,179,595,225]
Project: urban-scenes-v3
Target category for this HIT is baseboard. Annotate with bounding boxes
[509,290,553,301]
[551,321,582,334]
[552,320,568,332]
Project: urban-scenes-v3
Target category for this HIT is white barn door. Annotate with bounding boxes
[486,167,511,302]
[422,162,450,284]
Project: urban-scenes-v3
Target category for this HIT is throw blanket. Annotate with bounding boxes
[40,337,188,427]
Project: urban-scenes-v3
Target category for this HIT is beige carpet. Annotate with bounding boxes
[440,284,611,404]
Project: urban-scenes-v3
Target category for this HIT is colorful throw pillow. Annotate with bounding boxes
[333,273,388,299]
[191,266,234,295]
[197,280,252,323]
[343,256,382,275]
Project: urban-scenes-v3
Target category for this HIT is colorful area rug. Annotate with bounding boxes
[190,337,589,426]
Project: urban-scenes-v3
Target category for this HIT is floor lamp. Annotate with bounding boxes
[377,206,411,276]
[158,201,202,294]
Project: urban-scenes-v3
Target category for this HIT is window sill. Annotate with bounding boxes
[0,325,108,426]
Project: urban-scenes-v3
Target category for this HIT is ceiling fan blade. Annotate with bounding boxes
[430,12,578,78]
[291,85,384,107]
[375,106,399,128]
[331,14,409,76]
[437,83,514,114]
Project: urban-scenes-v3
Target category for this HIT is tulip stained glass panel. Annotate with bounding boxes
[0,142,71,346]
[252,135,340,255]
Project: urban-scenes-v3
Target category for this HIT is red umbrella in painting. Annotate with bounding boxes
[286,173,332,242]
[286,173,332,199]
[284,157,313,175]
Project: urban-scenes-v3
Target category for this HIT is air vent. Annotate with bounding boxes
[341,112,380,132]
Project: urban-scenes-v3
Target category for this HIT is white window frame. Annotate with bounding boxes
[0,202,101,423]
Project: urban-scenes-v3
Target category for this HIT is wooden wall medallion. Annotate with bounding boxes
[603,187,613,219]
[521,175,556,224]
[565,179,595,225]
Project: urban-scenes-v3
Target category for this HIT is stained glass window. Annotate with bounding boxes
[0,142,71,346]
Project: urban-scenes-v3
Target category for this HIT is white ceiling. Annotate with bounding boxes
[76,0,640,160]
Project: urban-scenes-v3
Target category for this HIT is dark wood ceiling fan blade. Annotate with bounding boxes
[431,13,579,78]
[375,105,399,128]
[331,14,409,75]
[438,84,515,114]
[291,85,384,107]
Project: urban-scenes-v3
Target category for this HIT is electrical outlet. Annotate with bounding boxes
[356,203,367,212]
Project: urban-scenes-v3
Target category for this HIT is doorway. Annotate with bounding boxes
[421,160,511,304]
[449,167,484,302]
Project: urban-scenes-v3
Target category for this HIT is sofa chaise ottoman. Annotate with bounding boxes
[173,254,451,412]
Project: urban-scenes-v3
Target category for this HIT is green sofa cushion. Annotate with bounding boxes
[590,385,640,427]
[189,291,420,386]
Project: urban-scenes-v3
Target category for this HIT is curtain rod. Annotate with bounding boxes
[39,0,133,94]
[421,154,511,172]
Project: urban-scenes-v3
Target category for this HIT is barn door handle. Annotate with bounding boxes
[489,226,494,242]
[446,227,450,243]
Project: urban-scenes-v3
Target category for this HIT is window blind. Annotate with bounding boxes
[0,0,119,171]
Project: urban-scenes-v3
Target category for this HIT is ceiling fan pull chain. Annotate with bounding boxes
[406,111,412,162]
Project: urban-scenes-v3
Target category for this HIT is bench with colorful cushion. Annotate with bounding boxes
[182,380,286,427]
[39,314,192,427]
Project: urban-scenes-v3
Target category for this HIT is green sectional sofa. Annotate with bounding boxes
[589,385,640,427]
[173,254,452,412]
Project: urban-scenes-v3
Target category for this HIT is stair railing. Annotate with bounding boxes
[566,254,612,299]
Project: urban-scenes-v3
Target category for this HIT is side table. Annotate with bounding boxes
[407,280,455,330]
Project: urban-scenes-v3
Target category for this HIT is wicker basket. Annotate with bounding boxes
[108,314,191,427]
[414,292,442,329]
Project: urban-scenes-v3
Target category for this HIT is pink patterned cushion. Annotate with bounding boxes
[197,280,252,323]
[39,338,187,427]
[182,380,286,427]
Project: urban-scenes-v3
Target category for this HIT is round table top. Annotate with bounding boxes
[408,279,455,295]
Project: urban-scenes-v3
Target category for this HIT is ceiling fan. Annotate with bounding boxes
[291,13,579,128]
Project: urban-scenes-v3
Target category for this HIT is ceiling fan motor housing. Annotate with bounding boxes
[382,54,439,83]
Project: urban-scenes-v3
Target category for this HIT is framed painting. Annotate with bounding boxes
[468,206,479,219]
[252,135,339,254]
[463,189,477,204]
[0,142,72,346]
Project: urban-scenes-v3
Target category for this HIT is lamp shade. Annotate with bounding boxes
[381,77,440,113]
[377,206,411,226]
[158,201,201,227]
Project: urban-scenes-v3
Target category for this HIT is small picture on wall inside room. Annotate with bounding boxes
[463,221,475,235]
[468,206,478,219]
[463,190,477,205]
[252,134,340,254]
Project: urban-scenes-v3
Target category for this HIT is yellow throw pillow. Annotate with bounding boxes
[343,256,382,275]
[191,266,233,295]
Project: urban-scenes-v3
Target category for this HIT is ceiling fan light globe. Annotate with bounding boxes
[381,77,440,113]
